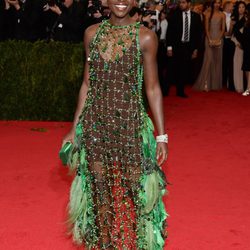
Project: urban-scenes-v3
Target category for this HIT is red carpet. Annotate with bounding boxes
[1,88,250,250]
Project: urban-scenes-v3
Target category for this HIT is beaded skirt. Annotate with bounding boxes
[64,20,169,250]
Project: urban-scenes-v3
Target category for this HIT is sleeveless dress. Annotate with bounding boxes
[193,14,223,91]
[64,20,168,250]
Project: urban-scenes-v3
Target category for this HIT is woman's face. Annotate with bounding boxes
[213,0,221,10]
[107,0,135,18]
[160,12,166,21]
[238,3,246,16]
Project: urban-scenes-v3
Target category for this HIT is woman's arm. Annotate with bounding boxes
[62,24,99,145]
[204,14,211,41]
[140,26,168,165]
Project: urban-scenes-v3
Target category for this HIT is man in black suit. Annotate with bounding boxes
[166,0,202,98]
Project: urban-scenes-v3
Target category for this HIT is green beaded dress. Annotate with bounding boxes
[64,19,168,250]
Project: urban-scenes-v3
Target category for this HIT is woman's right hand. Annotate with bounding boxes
[62,128,75,147]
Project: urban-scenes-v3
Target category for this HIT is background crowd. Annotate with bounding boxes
[0,0,250,97]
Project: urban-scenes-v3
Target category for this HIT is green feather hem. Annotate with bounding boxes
[137,114,169,250]
[137,171,168,249]
[64,123,98,249]
[64,115,168,249]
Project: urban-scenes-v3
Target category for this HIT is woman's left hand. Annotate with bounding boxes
[156,142,168,166]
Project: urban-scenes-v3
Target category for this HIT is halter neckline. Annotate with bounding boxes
[105,19,140,29]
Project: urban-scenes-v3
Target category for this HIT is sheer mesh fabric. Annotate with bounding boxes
[81,22,143,249]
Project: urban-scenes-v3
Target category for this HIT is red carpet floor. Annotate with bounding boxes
[1,88,250,250]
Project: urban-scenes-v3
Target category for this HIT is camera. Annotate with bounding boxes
[139,3,156,17]
[142,9,156,16]
[47,0,64,7]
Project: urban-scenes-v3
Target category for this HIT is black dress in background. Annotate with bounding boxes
[235,24,250,71]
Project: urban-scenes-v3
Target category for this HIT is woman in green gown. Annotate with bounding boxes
[61,0,169,249]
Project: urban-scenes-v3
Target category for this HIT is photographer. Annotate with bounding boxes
[140,0,165,30]
[0,0,11,40]
[45,0,85,42]
[129,6,155,29]
[143,0,158,31]
[129,7,142,22]
[2,0,48,41]
[84,0,108,28]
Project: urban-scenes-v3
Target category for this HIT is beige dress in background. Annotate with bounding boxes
[231,29,244,93]
[193,14,223,91]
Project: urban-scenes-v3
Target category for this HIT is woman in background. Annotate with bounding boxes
[193,0,225,91]
[234,7,250,96]
[231,1,247,93]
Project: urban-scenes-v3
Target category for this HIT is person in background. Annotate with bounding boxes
[45,0,85,42]
[222,1,235,91]
[0,0,11,40]
[234,4,250,96]
[193,3,204,21]
[144,0,158,31]
[130,5,156,29]
[3,0,48,41]
[154,0,165,30]
[191,3,206,84]
[129,6,142,22]
[231,1,247,93]
[84,0,107,28]
[157,9,168,95]
[158,9,168,40]
[193,0,225,91]
[166,0,203,97]
[203,0,211,16]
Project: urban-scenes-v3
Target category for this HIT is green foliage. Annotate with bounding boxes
[0,40,84,121]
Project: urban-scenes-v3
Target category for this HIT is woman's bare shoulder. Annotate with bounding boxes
[84,23,102,44]
[139,25,158,52]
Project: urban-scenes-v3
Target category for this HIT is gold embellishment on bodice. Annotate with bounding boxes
[97,22,137,62]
